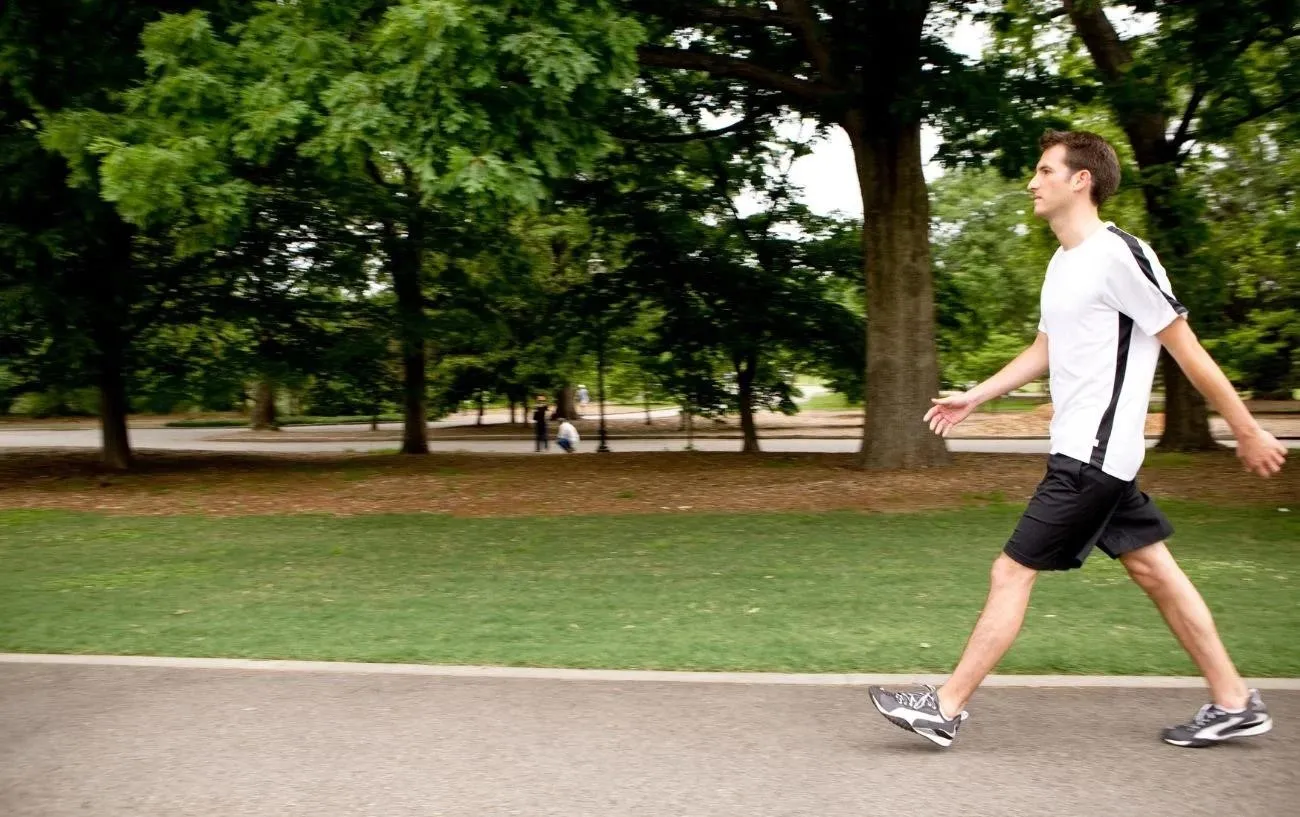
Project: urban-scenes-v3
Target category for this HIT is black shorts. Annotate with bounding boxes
[1004,454,1174,571]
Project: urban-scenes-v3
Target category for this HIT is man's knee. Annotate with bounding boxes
[991,553,1038,589]
[1120,541,1177,592]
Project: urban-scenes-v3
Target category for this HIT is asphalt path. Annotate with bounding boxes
[1,661,1296,817]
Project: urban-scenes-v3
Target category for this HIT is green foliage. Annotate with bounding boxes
[1196,122,1300,396]
[9,388,100,418]
[74,2,644,249]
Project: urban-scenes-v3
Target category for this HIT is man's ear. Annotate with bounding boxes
[1073,168,1092,194]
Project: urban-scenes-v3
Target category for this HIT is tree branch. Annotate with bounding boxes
[1061,0,1132,81]
[774,0,840,84]
[637,45,837,104]
[365,154,400,192]
[624,2,797,29]
[1182,88,1300,145]
[690,5,798,29]
[614,113,758,144]
[1171,82,1209,151]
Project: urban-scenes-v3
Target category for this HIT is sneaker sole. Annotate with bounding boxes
[868,692,958,748]
[1163,715,1274,748]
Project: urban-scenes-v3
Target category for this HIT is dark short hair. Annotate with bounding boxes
[1039,130,1120,207]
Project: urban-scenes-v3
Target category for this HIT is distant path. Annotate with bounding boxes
[2,424,1298,455]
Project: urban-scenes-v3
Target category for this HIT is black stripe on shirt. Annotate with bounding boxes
[1107,225,1189,315]
[1092,313,1134,469]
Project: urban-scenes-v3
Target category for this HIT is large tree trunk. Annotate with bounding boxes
[385,215,428,455]
[845,115,948,469]
[251,378,277,430]
[553,384,578,421]
[735,354,760,453]
[1159,352,1216,450]
[95,332,132,472]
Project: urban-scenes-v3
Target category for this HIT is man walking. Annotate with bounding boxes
[868,130,1287,749]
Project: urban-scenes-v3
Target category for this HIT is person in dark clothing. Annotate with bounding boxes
[532,396,549,452]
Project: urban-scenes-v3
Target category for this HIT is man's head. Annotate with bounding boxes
[1028,130,1120,218]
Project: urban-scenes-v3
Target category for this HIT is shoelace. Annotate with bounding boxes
[1188,703,1225,727]
[894,688,939,712]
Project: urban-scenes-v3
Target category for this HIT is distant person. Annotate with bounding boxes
[577,385,590,408]
[867,130,1287,750]
[556,417,580,453]
[532,396,549,452]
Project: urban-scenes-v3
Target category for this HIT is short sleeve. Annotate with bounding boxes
[1101,242,1188,337]
[1037,316,1046,334]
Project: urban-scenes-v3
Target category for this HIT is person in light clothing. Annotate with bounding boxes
[556,418,580,453]
[867,130,1287,750]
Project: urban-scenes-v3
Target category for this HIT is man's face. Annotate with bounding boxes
[1027,144,1084,219]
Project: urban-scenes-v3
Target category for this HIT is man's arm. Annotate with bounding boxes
[924,333,1048,437]
[1157,317,1287,477]
[963,332,1050,408]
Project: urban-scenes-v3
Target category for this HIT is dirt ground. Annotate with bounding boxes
[0,448,1294,518]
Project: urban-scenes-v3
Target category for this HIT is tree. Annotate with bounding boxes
[66,1,644,454]
[577,120,862,452]
[630,1,988,468]
[1,0,239,469]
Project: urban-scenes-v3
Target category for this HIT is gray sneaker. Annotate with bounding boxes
[1162,688,1273,748]
[868,684,969,748]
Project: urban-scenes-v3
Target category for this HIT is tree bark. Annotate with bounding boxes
[845,115,949,469]
[553,384,578,421]
[251,378,277,430]
[509,399,517,424]
[95,332,132,472]
[735,354,761,453]
[476,393,485,426]
[385,215,428,455]
[1159,352,1216,450]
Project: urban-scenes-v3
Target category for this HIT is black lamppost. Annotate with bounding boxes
[589,256,611,453]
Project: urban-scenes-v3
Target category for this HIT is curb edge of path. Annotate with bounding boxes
[4,653,1299,689]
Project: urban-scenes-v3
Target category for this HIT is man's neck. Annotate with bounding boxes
[1050,209,1105,251]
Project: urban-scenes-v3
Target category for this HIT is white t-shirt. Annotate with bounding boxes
[557,421,580,444]
[1037,223,1188,480]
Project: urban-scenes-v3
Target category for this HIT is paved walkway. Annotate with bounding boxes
[1,658,1296,817]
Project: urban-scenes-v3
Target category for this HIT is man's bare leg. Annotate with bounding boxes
[1120,542,1249,709]
[936,553,1040,718]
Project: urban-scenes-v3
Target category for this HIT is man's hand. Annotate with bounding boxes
[1237,428,1288,478]
[924,392,978,437]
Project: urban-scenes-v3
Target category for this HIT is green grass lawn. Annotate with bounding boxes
[2,504,1297,675]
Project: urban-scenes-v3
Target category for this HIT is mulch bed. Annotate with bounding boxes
[0,448,1294,518]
